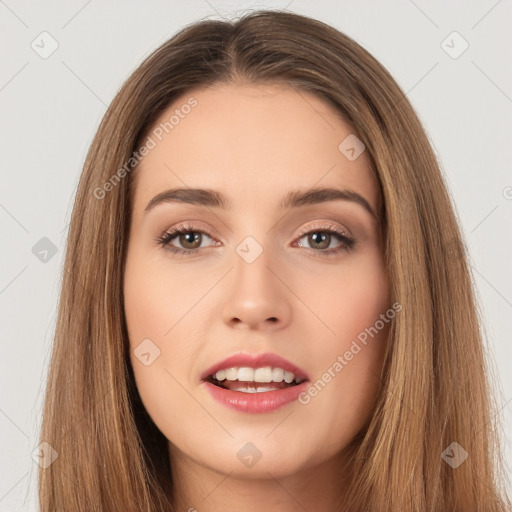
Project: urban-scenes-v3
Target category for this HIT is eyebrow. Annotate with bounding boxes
[144,187,377,218]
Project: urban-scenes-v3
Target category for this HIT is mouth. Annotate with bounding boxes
[200,353,310,413]
[205,366,307,393]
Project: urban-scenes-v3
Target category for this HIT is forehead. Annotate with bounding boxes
[131,82,379,215]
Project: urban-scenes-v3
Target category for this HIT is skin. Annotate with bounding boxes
[123,82,391,512]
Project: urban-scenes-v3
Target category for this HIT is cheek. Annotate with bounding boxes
[297,249,390,434]
[123,246,208,350]
[123,248,201,435]
[124,249,178,340]
[304,247,389,344]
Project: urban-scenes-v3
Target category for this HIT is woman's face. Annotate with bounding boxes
[123,82,390,479]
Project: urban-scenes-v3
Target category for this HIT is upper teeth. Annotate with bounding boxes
[214,367,304,384]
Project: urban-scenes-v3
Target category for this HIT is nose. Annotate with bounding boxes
[221,241,292,331]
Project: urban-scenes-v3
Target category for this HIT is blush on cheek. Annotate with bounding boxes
[124,271,179,342]
[328,284,390,347]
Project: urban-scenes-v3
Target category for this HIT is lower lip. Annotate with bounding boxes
[203,380,309,414]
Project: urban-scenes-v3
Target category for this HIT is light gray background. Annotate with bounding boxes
[1,1,511,509]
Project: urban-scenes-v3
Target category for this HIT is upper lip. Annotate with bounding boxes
[201,352,310,381]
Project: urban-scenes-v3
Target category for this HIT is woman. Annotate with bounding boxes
[38,9,511,511]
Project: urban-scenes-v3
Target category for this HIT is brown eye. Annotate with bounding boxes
[306,231,331,250]
[156,223,355,258]
[178,231,202,249]
[156,225,216,255]
[295,226,355,255]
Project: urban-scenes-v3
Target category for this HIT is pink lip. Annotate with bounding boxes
[200,352,310,382]
[203,380,309,414]
[200,352,310,414]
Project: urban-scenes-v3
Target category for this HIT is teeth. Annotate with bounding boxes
[238,367,254,381]
[272,367,284,382]
[284,371,295,384]
[215,369,226,381]
[237,385,280,393]
[254,367,272,382]
[214,366,304,384]
[224,368,238,380]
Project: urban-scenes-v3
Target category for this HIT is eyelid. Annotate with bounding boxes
[159,221,348,242]
[296,221,351,238]
[161,221,221,241]
[156,219,355,255]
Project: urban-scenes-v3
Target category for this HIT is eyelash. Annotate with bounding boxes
[155,222,356,257]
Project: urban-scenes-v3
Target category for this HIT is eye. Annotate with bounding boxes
[155,222,218,256]
[155,222,356,257]
[294,224,355,256]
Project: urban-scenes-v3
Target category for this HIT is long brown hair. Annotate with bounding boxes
[38,9,511,511]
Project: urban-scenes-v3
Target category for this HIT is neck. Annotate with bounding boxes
[168,445,351,512]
